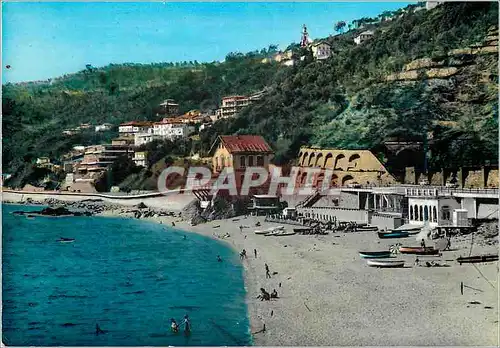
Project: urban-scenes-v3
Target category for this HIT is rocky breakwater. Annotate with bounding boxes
[12,206,91,217]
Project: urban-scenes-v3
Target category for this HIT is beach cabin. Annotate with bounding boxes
[283,207,297,219]
[249,195,282,216]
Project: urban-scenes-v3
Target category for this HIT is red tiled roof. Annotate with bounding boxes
[120,121,153,127]
[219,135,274,154]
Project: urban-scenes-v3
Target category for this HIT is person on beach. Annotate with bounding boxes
[421,239,426,248]
[171,318,179,333]
[271,289,278,299]
[254,249,257,258]
[172,222,176,227]
[241,249,247,259]
[239,225,243,232]
[265,263,271,278]
[257,288,270,301]
[217,255,222,262]
[182,315,191,334]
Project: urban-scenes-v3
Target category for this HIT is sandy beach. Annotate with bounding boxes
[99,209,499,346]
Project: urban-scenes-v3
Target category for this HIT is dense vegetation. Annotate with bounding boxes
[3,2,498,189]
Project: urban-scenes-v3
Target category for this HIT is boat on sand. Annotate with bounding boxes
[359,251,392,259]
[265,230,296,237]
[367,259,405,268]
[254,226,284,235]
[399,246,439,255]
[377,231,409,239]
[457,254,498,264]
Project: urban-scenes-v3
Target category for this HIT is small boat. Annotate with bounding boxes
[356,225,378,232]
[399,246,439,255]
[58,237,75,243]
[26,215,35,219]
[359,251,392,259]
[367,259,405,268]
[294,227,312,233]
[457,254,499,265]
[255,226,284,235]
[266,231,296,237]
[377,231,409,239]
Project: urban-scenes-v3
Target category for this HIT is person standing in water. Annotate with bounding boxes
[217,255,222,262]
[170,318,179,333]
[182,315,191,334]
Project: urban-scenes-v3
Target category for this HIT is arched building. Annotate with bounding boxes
[295,147,397,189]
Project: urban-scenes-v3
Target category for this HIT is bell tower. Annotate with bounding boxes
[300,24,310,47]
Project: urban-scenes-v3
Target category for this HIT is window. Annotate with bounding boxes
[432,206,437,222]
[419,206,423,221]
[257,156,264,166]
[414,204,419,220]
[248,156,254,166]
[240,156,246,167]
[424,206,429,221]
[410,206,414,220]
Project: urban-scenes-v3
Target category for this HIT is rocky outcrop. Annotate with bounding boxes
[12,206,90,217]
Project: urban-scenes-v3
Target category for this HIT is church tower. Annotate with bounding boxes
[300,24,310,47]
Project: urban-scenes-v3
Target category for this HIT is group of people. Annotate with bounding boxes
[170,315,191,334]
[257,288,279,301]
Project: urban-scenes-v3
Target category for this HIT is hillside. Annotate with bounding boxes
[3,2,498,188]
[205,2,498,170]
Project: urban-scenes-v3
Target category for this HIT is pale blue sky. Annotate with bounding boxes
[2,2,412,83]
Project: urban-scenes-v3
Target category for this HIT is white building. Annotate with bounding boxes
[133,151,148,167]
[118,121,153,135]
[354,30,374,45]
[153,120,195,140]
[311,41,331,60]
[406,188,462,228]
[134,132,161,147]
[426,1,443,10]
[95,123,114,132]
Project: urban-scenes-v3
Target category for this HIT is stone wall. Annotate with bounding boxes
[486,169,499,187]
[463,169,484,188]
[370,213,404,230]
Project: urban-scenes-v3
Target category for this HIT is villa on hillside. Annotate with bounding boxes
[311,41,332,60]
[156,99,179,116]
[354,30,374,45]
[213,91,266,121]
[209,135,274,194]
[118,121,154,135]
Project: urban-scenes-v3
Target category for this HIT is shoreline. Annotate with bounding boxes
[4,198,499,345]
[98,209,499,346]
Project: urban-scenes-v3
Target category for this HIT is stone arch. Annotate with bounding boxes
[424,206,429,221]
[331,174,338,187]
[302,152,309,166]
[342,175,354,186]
[419,206,423,221]
[300,172,308,186]
[316,171,325,188]
[324,152,334,168]
[409,205,414,220]
[307,153,316,167]
[298,151,303,160]
[432,206,437,223]
[414,204,419,220]
[315,153,324,167]
[347,153,361,170]
[334,154,346,171]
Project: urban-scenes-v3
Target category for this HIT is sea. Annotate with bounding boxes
[2,204,252,346]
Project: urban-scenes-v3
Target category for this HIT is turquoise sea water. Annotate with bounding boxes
[2,204,251,346]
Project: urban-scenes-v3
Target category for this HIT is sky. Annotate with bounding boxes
[2,2,413,83]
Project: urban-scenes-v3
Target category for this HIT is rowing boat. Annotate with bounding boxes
[457,254,499,264]
[359,251,392,259]
[399,246,439,255]
[377,231,409,239]
[266,231,296,237]
[255,226,284,235]
[366,259,405,268]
